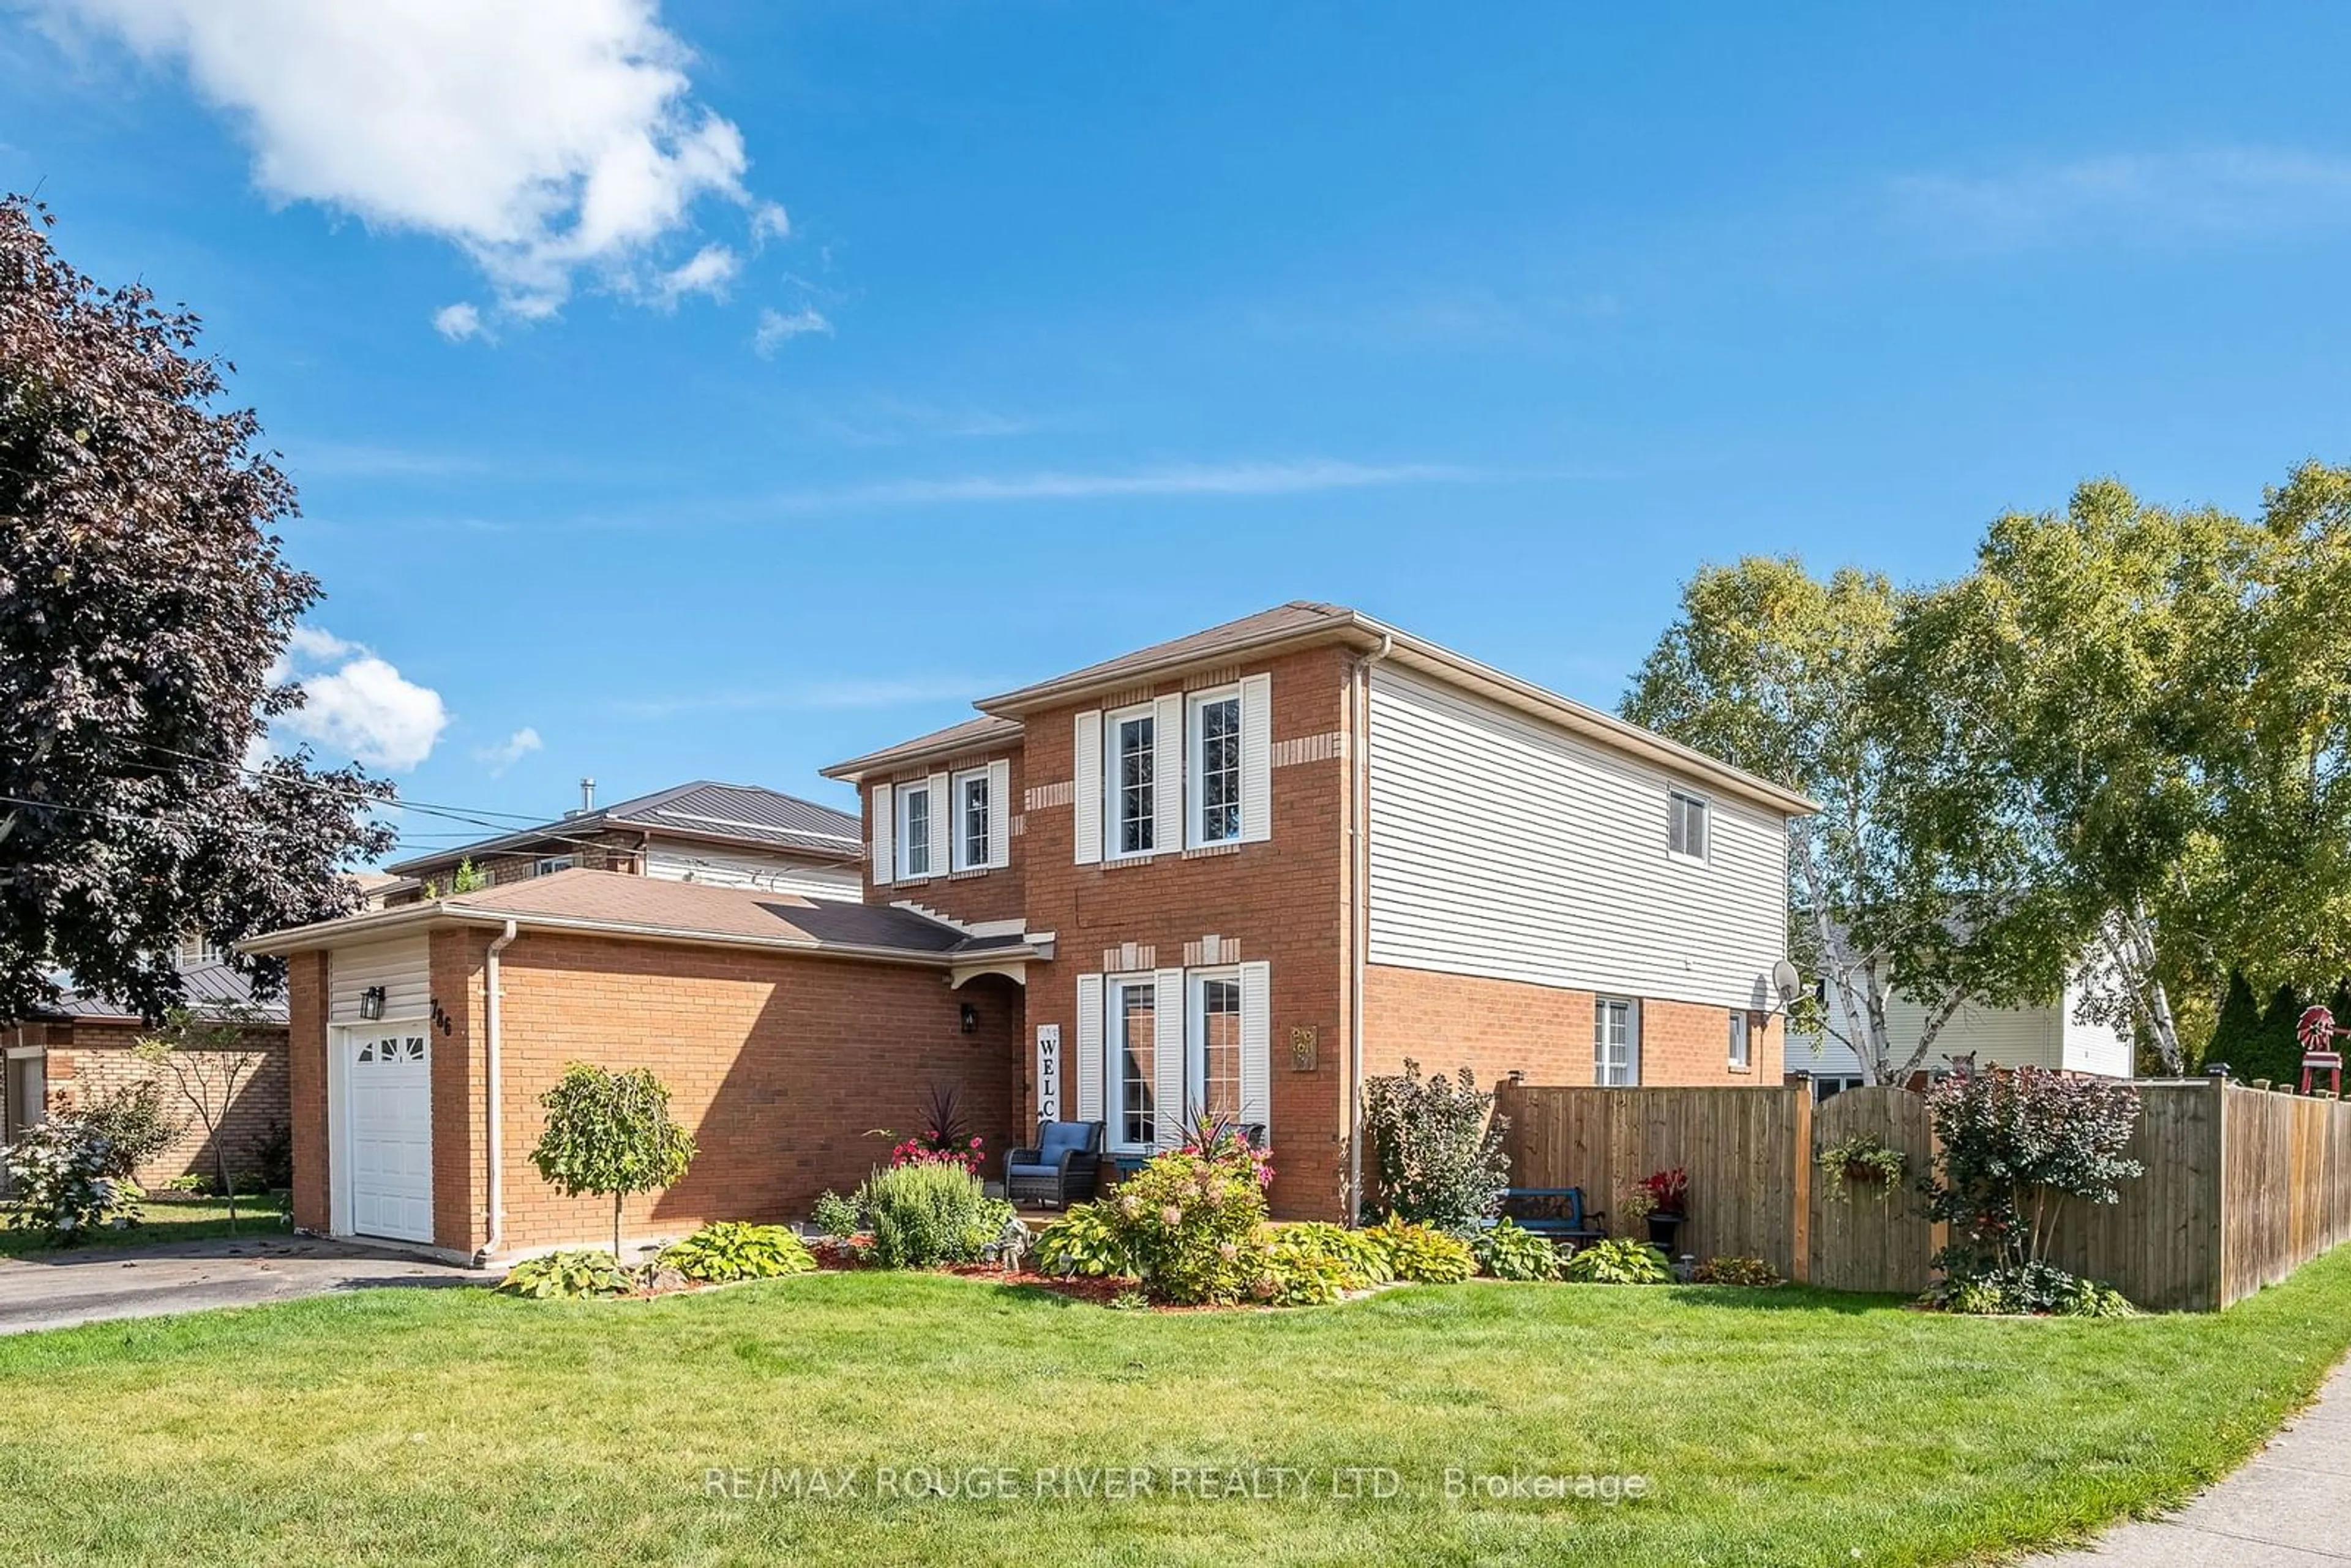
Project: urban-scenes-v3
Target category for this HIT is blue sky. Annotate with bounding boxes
[6,2,2349,853]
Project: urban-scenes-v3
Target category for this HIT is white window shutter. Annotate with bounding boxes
[1239,673,1272,843]
[870,782,894,887]
[1072,710,1102,865]
[1152,693,1183,853]
[925,770,950,875]
[986,759,1011,868]
[1153,967,1187,1149]
[1075,973,1104,1123]
[1627,999,1643,1087]
[1239,960,1272,1138]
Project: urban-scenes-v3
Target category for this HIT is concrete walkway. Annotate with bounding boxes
[2029,1356,2351,1564]
[0,1233,482,1335]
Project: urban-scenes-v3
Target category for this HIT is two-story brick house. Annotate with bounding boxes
[825,601,1813,1221]
[247,601,1808,1259]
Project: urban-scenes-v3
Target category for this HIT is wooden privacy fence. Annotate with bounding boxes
[1490,1077,2351,1311]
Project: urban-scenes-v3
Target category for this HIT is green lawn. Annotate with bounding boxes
[0,1191,290,1258]
[9,1251,2351,1567]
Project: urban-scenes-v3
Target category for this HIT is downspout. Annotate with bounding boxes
[476,918,519,1266]
[1348,632,1393,1223]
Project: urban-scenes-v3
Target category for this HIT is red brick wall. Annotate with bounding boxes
[1365,964,1782,1090]
[484,932,1024,1256]
[863,748,1028,928]
[384,831,648,905]
[39,1019,290,1188]
[1016,645,1358,1221]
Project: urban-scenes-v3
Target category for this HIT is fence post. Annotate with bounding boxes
[1790,1085,1812,1284]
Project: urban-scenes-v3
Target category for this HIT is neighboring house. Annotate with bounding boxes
[2,939,291,1188]
[380,779,864,904]
[1785,975,2134,1097]
[244,601,1809,1259]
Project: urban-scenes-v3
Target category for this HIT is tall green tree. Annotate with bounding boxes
[1870,479,2262,1072]
[1624,557,2027,1082]
[1,196,393,1019]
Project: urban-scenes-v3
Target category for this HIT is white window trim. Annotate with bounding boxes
[1104,702,1160,861]
[1105,971,1158,1155]
[1728,1009,1752,1070]
[896,784,934,881]
[950,766,990,874]
[1187,966,1243,1124]
[1186,686,1244,850]
[1667,788,1711,866]
[533,855,574,877]
[1595,996,1641,1087]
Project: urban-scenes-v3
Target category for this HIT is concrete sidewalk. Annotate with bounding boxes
[2028,1357,2351,1564]
[0,1233,481,1334]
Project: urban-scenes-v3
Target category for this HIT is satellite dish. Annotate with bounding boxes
[1772,959,1802,1008]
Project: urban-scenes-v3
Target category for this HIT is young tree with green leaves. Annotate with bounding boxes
[137,1005,269,1228]
[528,1063,698,1265]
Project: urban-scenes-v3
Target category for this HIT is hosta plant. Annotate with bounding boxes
[499,1249,631,1299]
[1273,1221,1394,1286]
[1034,1203,1139,1278]
[1363,1216,1477,1284]
[1473,1218,1559,1281]
[659,1222,817,1283]
[1561,1237,1672,1285]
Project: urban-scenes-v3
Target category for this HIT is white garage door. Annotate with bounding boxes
[347,1027,433,1242]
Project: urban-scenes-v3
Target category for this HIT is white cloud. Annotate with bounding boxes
[655,242,737,306]
[754,304,833,356]
[433,301,483,341]
[49,0,783,323]
[473,725,544,776]
[269,626,448,771]
[1889,147,2351,249]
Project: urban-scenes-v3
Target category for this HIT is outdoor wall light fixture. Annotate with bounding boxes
[358,986,387,1021]
[961,1002,980,1034]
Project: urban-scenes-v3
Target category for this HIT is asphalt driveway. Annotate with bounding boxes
[0,1234,483,1334]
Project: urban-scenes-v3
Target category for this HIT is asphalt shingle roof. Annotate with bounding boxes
[443,868,1003,958]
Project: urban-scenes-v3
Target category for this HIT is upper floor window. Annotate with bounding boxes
[1668,790,1709,862]
[953,768,990,872]
[898,784,932,879]
[533,855,574,877]
[1111,705,1157,857]
[1190,691,1242,846]
[1595,997,1640,1087]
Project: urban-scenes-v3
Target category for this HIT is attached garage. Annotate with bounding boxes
[247,870,1039,1263]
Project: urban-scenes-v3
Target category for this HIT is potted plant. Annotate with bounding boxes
[1638,1167,1688,1250]
[1817,1133,1904,1204]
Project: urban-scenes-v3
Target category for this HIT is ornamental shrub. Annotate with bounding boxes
[1098,1133,1270,1304]
[1363,1216,1477,1284]
[528,1063,698,1264]
[858,1160,1009,1269]
[78,1078,185,1179]
[1561,1237,1672,1285]
[1924,1066,2143,1278]
[1472,1218,1559,1281]
[659,1222,816,1283]
[810,1189,861,1240]
[1360,1059,1509,1231]
[1035,1202,1139,1278]
[1692,1255,1782,1288]
[499,1249,630,1299]
[1925,1260,2135,1317]
[0,1117,142,1242]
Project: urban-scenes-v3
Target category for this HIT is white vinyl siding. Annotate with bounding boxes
[1595,997,1640,1086]
[329,935,430,1024]
[642,847,863,901]
[1073,711,1103,865]
[1366,665,1786,1010]
[871,782,894,887]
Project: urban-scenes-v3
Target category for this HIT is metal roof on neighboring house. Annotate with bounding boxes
[34,961,289,1027]
[245,868,1032,966]
[388,781,863,876]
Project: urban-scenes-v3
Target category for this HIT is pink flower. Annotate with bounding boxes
[1161,1204,1184,1228]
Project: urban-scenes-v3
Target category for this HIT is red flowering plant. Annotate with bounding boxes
[1177,1107,1275,1190]
[869,1084,986,1176]
[1640,1167,1689,1215]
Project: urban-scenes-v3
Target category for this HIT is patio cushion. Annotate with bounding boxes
[1037,1122,1092,1161]
[1007,1163,1060,1180]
